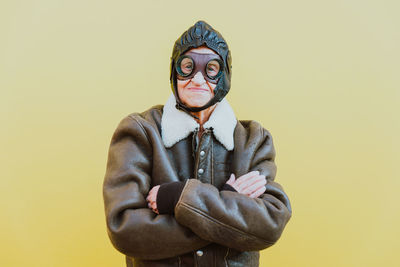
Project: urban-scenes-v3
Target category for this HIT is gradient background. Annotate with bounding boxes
[1,0,399,266]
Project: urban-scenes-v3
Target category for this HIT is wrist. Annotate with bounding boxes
[221,183,237,192]
[156,181,185,214]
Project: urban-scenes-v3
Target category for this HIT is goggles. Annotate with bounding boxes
[175,51,224,84]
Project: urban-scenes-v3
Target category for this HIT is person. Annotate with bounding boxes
[103,20,292,267]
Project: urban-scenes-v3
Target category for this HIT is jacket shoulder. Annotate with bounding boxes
[118,105,163,133]
[111,105,164,142]
[236,119,273,140]
[126,104,163,124]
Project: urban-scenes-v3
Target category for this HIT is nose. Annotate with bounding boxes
[191,71,206,85]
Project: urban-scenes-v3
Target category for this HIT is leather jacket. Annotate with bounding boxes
[103,95,292,267]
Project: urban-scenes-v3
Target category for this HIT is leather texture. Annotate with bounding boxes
[103,105,292,267]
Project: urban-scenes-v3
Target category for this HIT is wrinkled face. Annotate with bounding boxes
[177,46,220,108]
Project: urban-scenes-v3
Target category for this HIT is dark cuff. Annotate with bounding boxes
[156,181,185,214]
[221,183,237,192]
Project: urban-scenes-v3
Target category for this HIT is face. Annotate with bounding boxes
[177,47,220,108]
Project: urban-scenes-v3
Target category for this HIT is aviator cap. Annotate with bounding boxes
[170,20,232,112]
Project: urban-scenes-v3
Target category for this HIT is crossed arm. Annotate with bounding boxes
[146,171,268,214]
[103,115,291,260]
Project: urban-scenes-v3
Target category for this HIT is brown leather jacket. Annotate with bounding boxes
[103,96,292,267]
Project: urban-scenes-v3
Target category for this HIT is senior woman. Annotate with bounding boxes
[103,21,291,267]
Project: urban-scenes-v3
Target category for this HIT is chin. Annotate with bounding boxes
[185,100,209,107]
[184,96,212,108]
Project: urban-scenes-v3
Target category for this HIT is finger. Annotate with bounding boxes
[236,175,265,192]
[236,171,259,184]
[249,186,266,198]
[235,171,260,186]
[153,185,160,194]
[242,179,267,195]
[235,171,259,185]
[151,201,157,211]
[241,175,265,188]
[149,185,160,203]
[241,174,266,187]
[147,187,155,200]
[226,173,236,185]
[147,202,152,209]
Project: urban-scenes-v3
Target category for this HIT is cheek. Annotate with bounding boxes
[177,80,191,104]
[177,80,187,96]
[209,83,217,92]
[176,79,216,107]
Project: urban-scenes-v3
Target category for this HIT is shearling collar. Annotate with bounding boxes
[161,94,237,151]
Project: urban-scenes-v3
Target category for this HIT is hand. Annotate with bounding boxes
[226,171,267,198]
[146,185,160,214]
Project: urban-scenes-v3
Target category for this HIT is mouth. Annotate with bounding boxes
[188,87,209,92]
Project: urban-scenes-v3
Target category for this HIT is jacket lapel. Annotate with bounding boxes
[161,94,237,151]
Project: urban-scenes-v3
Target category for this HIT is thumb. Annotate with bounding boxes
[226,173,235,185]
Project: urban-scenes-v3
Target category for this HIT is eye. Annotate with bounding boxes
[180,57,194,75]
[206,60,220,78]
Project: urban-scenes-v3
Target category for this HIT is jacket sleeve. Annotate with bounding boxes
[103,115,209,260]
[174,126,292,252]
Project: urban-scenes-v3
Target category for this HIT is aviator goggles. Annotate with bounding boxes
[175,51,224,84]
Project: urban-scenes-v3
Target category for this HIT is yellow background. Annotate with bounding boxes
[1,0,399,266]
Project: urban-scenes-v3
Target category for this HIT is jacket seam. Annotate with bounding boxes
[177,201,275,245]
[224,247,229,267]
[194,250,198,267]
[175,180,191,212]
[128,115,152,145]
[260,125,264,139]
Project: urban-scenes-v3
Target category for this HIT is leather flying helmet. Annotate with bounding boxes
[170,20,232,113]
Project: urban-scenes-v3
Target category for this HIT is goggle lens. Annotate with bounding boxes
[206,59,220,79]
[180,57,194,76]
